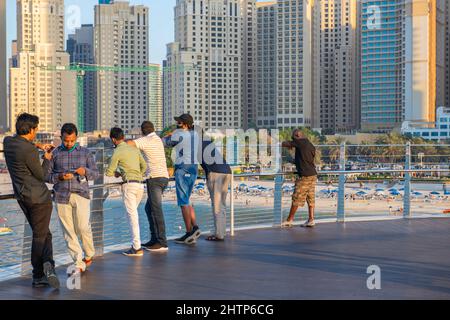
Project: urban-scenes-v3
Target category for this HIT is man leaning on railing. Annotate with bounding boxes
[127,121,170,253]
[106,127,148,257]
[43,123,99,277]
[3,113,60,289]
[281,129,318,228]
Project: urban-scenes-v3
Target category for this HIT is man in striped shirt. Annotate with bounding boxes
[127,121,170,252]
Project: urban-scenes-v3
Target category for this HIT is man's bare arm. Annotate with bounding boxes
[282,141,295,148]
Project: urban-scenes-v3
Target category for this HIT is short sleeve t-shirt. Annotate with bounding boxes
[134,133,169,179]
[291,138,317,177]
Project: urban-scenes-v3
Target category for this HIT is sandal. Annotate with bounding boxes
[205,235,225,242]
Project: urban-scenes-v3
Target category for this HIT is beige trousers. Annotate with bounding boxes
[56,193,95,271]
[207,172,232,239]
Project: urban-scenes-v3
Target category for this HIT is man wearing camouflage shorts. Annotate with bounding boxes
[282,129,318,228]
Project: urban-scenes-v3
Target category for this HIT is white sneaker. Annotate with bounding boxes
[281,220,294,228]
[301,220,316,228]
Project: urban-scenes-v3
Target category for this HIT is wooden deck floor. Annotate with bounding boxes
[1,218,450,300]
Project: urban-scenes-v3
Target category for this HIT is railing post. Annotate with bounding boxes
[91,144,105,256]
[337,143,346,222]
[404,142,412,218]
[21,222,32,276]
[273,171,284,226]
[230,170,235,237]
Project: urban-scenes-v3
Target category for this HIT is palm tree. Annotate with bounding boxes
[326,136,347,163]
[375,132,407,164]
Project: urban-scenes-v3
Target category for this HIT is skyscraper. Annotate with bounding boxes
[276,0,319,129]
[10,0,77,133]
[405,0,447,125]
[256,1,277,129]
[319,0,360,134]
[67,25,97,132]
[362,0,447,132]
[241,0,257,129]
[0,0,7,131]
[361,0,405,132]
[148,63,163,131]
[94,1,149,132]
[164,0,244,130]
[445,1,449,109]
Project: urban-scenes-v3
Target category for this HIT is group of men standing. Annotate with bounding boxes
[4,112,317,290]
[4,113,235,288]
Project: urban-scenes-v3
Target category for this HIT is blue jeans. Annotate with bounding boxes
[175,165,198,207]
[145,178,169,246]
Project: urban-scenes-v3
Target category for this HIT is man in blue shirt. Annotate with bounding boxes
[44,123,99,275]
[163,114,202,245]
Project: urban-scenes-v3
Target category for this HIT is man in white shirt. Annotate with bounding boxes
[127,121,170,252]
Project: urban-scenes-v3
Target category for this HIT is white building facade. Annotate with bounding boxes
[402,107,450,140]
[164,0,247,130]
[95,1,149,133]
[10,0,77,133]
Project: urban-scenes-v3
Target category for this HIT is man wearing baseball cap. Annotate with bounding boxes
[162,114,202,244]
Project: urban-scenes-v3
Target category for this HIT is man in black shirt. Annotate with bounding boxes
[281,129,318,228]
[201,135,232,241]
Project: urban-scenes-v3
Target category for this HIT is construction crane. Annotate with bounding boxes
[34,63,196,132]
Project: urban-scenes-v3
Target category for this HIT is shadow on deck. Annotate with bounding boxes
[1,218,450,300]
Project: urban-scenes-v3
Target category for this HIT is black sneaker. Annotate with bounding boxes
[183,226,202,244]
[175,232,196,245]
[145,243,169,252]
[190,225,202,240]
[123,247,144,257]
[32,276,49,288]
[142,241,157,250]
[43,262,60,289]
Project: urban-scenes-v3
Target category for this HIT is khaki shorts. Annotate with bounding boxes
[292,175,317,207]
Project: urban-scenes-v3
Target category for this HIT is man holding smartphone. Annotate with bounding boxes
[44,123,99,275]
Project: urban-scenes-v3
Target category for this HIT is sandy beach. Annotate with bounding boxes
[1,173,449,218]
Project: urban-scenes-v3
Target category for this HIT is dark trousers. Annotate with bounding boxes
[145,178,169,246]
[17,201,55,279]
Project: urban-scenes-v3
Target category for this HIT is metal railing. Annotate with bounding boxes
[1,143,450,282]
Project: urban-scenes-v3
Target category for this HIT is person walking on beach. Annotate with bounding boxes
[3,113,60,288]
[201,133,232,241]
[281,129,318,228]
[127,121,170,252]
[44,123,99,275]
[106,127,148,257]
[162,114,201,245]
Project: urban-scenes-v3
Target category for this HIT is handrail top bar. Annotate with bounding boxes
[0,169,448,201]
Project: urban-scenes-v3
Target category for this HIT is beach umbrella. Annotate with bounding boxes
[375,188,385,192]
[356,191,367,196]
[430,191,441,195]
[388,188,398,192]
[390,190,401,196]
[412,191,423,196]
